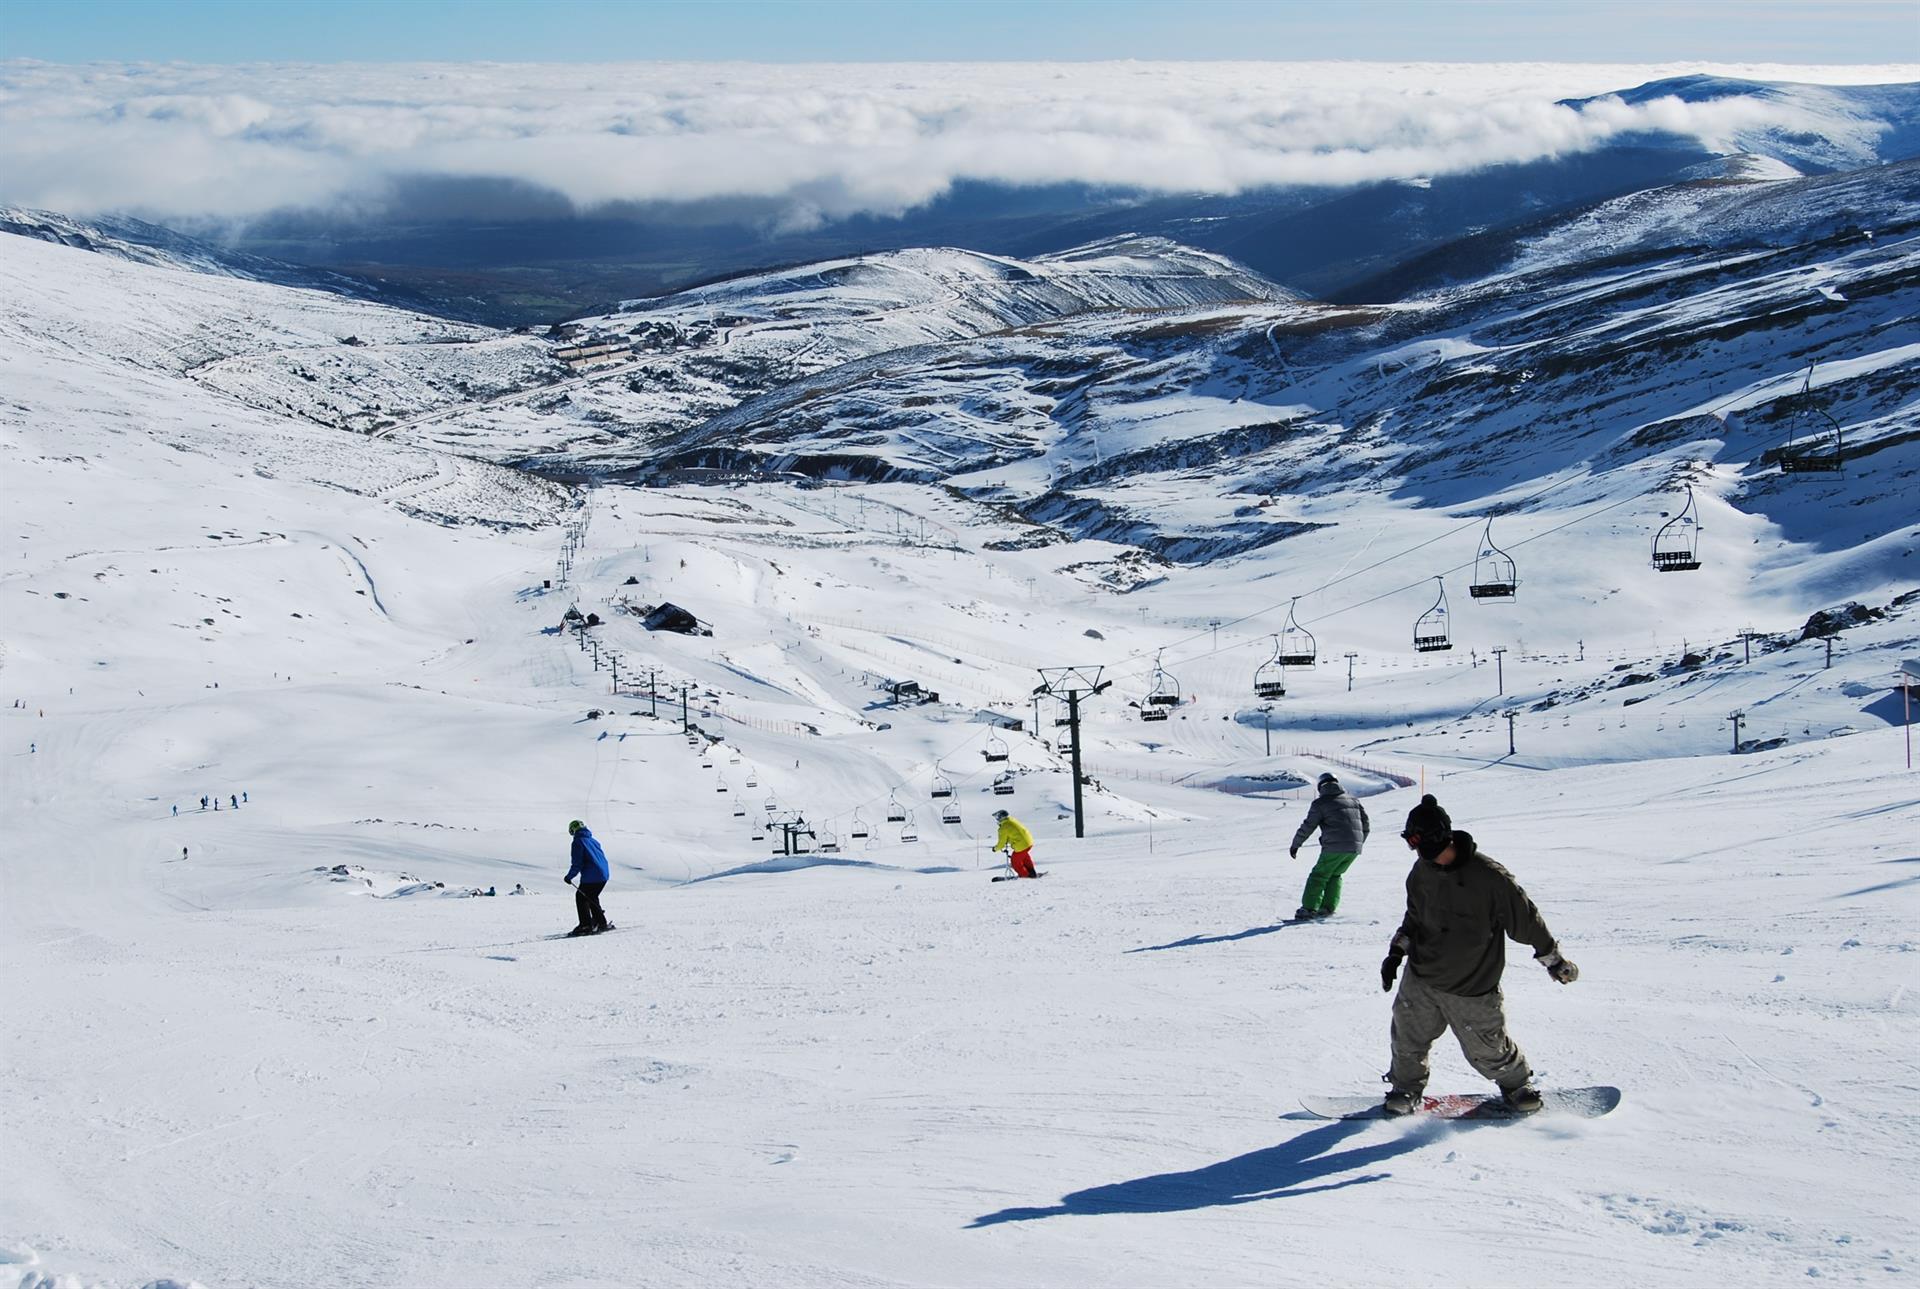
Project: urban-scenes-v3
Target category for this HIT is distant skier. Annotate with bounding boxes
[1378,794,1578,1117]
[992,809,1037,879]
[1287,772,1370,919]
[230,794,238,810]
[242,790,248,803]
[563,819,614,936]
[200,796,208,811]
[172,804,178,817]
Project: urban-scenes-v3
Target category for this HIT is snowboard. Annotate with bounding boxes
[1299,1085,1620,1122]
[991,872,1047,882]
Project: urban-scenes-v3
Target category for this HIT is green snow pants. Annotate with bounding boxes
[1300,850,1359,913]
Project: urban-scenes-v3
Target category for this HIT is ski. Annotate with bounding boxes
[990,872,1047,882]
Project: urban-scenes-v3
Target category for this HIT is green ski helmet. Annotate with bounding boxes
[567,819,585,835]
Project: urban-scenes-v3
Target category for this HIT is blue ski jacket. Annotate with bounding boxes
[567,827,611,884]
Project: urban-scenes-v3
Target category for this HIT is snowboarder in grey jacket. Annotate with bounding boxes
[1288,773,1370,919]
[1378,794,1578,1116]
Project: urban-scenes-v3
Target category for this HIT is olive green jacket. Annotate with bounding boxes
[1395,831,1557,996]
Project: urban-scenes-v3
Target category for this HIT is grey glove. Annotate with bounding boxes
[1538,950,1579,984]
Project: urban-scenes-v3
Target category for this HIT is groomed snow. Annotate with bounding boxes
[2,226,1917,1287]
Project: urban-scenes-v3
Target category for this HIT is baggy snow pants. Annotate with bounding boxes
[1388,970,1531,1095]
[575,880,610,931]
[1300,850,1359,912]
[1008,849,1037,879]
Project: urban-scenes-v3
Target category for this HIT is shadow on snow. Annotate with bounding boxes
[967,1119,1422,1226]
[684,856,963,883]
[1126,923,1293,953]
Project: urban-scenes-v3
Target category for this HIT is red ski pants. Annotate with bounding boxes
[1008,849,1037,879]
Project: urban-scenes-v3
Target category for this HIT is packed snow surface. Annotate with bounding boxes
[2,214,1917,1287]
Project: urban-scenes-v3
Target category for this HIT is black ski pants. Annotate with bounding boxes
[574,880,609,931]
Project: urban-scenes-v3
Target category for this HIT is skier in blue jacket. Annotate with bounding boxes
[564,820,614,936]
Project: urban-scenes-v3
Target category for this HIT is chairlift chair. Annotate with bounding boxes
[1253,636,1288,699]
[745,772,758,788]
[1651,485,1703,572]
[930,769,954,799]
[941,800,962,825]
[899,810,919,844]
[1140,701,1170,723]
[885,793,907,823]
[715,776,729,793]
[732,803,746,818]
[1145,653,1181,706]
[763,794,779,816]
[982,735,1010,763]
[1413,577,1453,652]
[817,828,841,854]
[1779,361,1844,474]
[1277,598,1318,666]
[1468,518,1518,600]
[849,809,870,840]
[992,772,1016,796]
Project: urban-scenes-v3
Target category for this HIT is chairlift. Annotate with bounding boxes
[750,821,765,840]
[763,794,779,816]
[849,809,870,840]
[745,771,758,788]
[982,735,1010,763]
[991,772,1016,796]
[733,804,746,818]
[817,828,841,854]
[1253,636,1287,699]
[941,800,962,825]
[1052,699,1073,728]
[1651,485,1703,572]
[885,792,907,823]
[715,776,729,794]
[930,768,954,799]
[1413,577,1453,653]
[1145,653,1181,707]
[1780,364,1844,474]
[1278,598,1317,666]
[1140,701,1170,723]
[899,810,919,843]
[1468,518,1518,600]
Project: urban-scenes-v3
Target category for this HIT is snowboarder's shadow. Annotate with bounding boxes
[967,1120,1419,1226]
[1126,923,1290,953]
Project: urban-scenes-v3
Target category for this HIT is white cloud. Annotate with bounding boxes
[0,59,1911,223]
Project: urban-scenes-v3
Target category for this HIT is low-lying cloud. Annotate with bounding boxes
[0,60,1910,225]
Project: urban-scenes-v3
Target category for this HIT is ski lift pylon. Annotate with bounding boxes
[1253,636,1287,699]
[1413,576,1453,652]
[1468,518,1518,600]
[1651,485,1703,572]
[1278,598,1317,666]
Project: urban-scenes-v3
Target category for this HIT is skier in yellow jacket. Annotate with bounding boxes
[992,809,1037,878]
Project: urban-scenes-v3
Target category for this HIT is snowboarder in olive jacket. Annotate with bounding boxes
[1288,773,1369,918]
[1378,794,1578,1116]
[564,820,614,936]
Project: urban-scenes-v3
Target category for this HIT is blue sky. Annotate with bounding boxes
[3,0,1915,64]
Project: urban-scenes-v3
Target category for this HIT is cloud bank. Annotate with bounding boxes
[0,60,1911,225]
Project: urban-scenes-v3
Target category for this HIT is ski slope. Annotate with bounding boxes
[2,221,1918,1287]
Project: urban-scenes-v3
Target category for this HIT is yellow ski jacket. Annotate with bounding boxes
[994,816,1034,852]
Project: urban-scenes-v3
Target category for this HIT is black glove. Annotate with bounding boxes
[1289,845,1299,859]
[1538,950,1579,984]
[1381,934,1409,992]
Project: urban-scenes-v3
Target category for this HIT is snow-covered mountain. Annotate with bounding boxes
[3,131,1917,1287]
